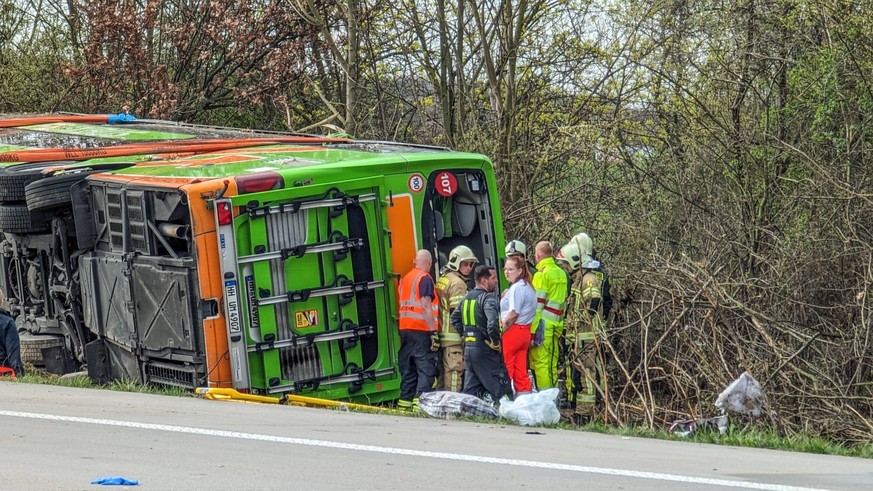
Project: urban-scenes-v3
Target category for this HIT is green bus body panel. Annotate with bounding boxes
[109,146,490,180]
[231,176,400,403]
[22,122,195,141]
[0,144,28,152]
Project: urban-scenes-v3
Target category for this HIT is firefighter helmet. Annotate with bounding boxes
[558,241,590,272]
[571,232,594,257]
[505,239,527,257]
[446,245,479,271]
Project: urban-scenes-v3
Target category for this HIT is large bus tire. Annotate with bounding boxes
[0,163,55,202]
[19,333,64,366]
[25,170,101,212]
[0,203,50,233]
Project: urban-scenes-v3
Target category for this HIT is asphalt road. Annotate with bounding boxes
[1,382,871,491]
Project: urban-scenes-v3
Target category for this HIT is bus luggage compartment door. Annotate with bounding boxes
[216,179,399,402]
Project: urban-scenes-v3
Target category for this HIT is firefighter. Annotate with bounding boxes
[451,265,511,404]
[0,290,23,377]
[435,245,479,392]
[397,249,440,410]
[528,241,568,390]
[557,233,612,424]
[567,233,613,319]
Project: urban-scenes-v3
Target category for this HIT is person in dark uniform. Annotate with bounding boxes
[0,290,23,376]
[451,265,511,404]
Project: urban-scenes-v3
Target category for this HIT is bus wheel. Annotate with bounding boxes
[0,163,60,202]
[0,203,50,233]
[24,170,101,212]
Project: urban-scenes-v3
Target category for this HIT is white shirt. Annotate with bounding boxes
[500,279,537,325]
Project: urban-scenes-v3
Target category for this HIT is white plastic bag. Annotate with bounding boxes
[715,371,764,417]
[498,388,561,426]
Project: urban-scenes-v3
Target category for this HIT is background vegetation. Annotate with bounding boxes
[2,0,871,443]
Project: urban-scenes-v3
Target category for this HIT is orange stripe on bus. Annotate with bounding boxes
[386,194,417,310]
[90,174,199,187]
[182,179,241,387]
[0,115,110,128]
[0,137,351,163]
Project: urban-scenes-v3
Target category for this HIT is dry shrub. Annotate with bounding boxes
[601,240,873,444]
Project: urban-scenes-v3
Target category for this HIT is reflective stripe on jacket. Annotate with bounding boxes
[450,287,501,345]
[569,270,604,333]
[531,257,569,332]
[398,268,439,331]
[436,270,467,342]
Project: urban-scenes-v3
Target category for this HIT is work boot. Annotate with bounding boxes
[571,413,591,426]
[397,399,414,411]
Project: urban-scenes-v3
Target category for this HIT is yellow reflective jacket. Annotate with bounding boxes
[436,270,468,344]
[531,257,569,333]
[568,270,604,334]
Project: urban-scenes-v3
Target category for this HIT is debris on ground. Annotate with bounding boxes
[417,391,499,419]
[715,371,765,417]
[90,476,139,486]
[669,415,729,437]
[498,388,561,426]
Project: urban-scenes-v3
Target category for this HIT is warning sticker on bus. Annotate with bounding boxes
[295,309,319,328]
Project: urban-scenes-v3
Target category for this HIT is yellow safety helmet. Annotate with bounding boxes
[505,239,527,257]
[447,245,479,271]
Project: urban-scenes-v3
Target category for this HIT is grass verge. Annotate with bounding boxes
[570,420,873,459]
[12,364,191,397]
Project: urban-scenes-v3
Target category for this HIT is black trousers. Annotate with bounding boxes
[399,330,438,401]
[463,345,511,401]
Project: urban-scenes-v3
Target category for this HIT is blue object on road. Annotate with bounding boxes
[91,476,139,486]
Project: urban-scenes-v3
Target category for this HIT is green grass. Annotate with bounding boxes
[574,420,873,458]
[452,411,872,458]
[12,365,192,397]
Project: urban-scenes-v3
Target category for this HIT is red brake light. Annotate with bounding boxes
[217,201,233,226]
[235,172,284,194]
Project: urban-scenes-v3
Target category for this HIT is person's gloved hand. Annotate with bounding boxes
[430,332,440,352]
[531,320,545,347]
[485,338,501,352]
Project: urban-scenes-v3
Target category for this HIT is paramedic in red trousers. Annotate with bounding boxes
[500,255,537,396]
[397,249,440,410]
[451,265,511,405]
[0,290,24,376]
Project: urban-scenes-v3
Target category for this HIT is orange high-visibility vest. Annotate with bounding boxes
[398,268,439,331]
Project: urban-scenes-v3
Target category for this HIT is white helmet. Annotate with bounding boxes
[558,241,591,272]
[570,232,594,257]
[505,239,526,257]
[446,245,479,271]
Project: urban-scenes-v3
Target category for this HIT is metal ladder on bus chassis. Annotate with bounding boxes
[215,186,396,397]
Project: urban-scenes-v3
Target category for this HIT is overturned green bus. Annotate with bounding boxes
[0,114,505,402]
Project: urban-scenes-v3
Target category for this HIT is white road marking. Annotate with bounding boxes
[1,410,830,491]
